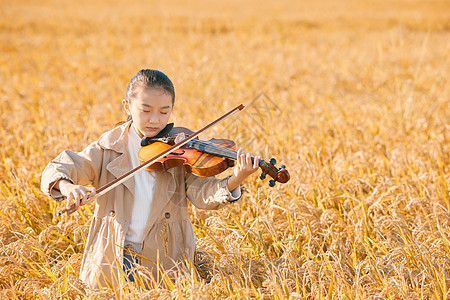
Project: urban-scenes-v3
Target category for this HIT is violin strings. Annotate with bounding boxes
[190,141,237,158]
[190,140,238,160]
[189,140,277,173]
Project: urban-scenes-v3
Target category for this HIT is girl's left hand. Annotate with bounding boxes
[234,148,260,180]
[227,148,260,191]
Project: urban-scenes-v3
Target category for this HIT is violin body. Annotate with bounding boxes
[138,127,236,177]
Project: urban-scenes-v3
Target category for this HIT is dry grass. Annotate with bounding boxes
[0,0,449,298]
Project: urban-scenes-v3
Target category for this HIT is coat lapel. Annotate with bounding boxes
[99,121,135,198]
[106,152,134,198]
[99,121,134,197]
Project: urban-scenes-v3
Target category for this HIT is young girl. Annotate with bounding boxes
[41,69,260,289]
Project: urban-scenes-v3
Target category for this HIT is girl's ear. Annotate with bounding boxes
[122,99,130,115]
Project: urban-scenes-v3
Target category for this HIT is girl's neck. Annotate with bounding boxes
[131,123,144,139]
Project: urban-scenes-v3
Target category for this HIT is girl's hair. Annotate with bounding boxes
[119,69,175,125]
[126,69,175,104]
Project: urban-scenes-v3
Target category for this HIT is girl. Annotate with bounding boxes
[41,69,260,289]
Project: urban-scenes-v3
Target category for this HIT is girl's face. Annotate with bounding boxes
[122,86,173,138]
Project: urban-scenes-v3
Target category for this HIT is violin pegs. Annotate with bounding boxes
[270,158,277,165]
[269,179,276,187]
[280,165,286,169]
[260,171,268,180]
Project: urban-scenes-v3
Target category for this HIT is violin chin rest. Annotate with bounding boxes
[141,137,152,147]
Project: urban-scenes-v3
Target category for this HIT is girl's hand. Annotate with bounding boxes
[57,180,96,210]
[227,148,261,191]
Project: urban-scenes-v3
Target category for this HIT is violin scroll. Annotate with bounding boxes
[257,158,290,187]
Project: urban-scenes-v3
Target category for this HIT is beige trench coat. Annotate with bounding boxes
[41,121,242,289]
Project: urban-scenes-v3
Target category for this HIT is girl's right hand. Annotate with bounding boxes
[57,180,96,210]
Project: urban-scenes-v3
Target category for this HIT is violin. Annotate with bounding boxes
[58,104,288,216]
[138,126,290,187]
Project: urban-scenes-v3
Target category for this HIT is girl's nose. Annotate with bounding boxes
[149,112,159,123]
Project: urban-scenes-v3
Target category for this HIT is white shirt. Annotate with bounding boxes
[125,126,156,247]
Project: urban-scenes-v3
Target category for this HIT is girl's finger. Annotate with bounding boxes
[245,153,252,166]
[80,190,88,206]
[88,187,96,198]
[253,156,260,169]
[66,193,73,209]
[236,148,242,166]
[238,148,244,166]
[73,192,81,209]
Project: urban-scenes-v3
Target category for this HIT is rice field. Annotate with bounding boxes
[0,0,449,298]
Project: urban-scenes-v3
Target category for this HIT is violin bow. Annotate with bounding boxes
[57,104,245,216]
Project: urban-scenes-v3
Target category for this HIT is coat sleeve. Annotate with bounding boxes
[40,141,104,202]
[184,173,245,210]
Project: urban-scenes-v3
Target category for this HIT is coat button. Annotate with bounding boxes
[165,212,170,219]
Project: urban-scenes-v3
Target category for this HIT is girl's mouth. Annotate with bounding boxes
[146,127,159,131]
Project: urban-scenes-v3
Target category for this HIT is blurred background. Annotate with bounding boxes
[0,0,449,298]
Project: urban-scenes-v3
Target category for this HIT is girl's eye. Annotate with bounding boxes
[161,112,168,115]
[142,110,150,113]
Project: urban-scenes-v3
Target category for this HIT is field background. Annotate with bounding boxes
[0,0,449,298]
